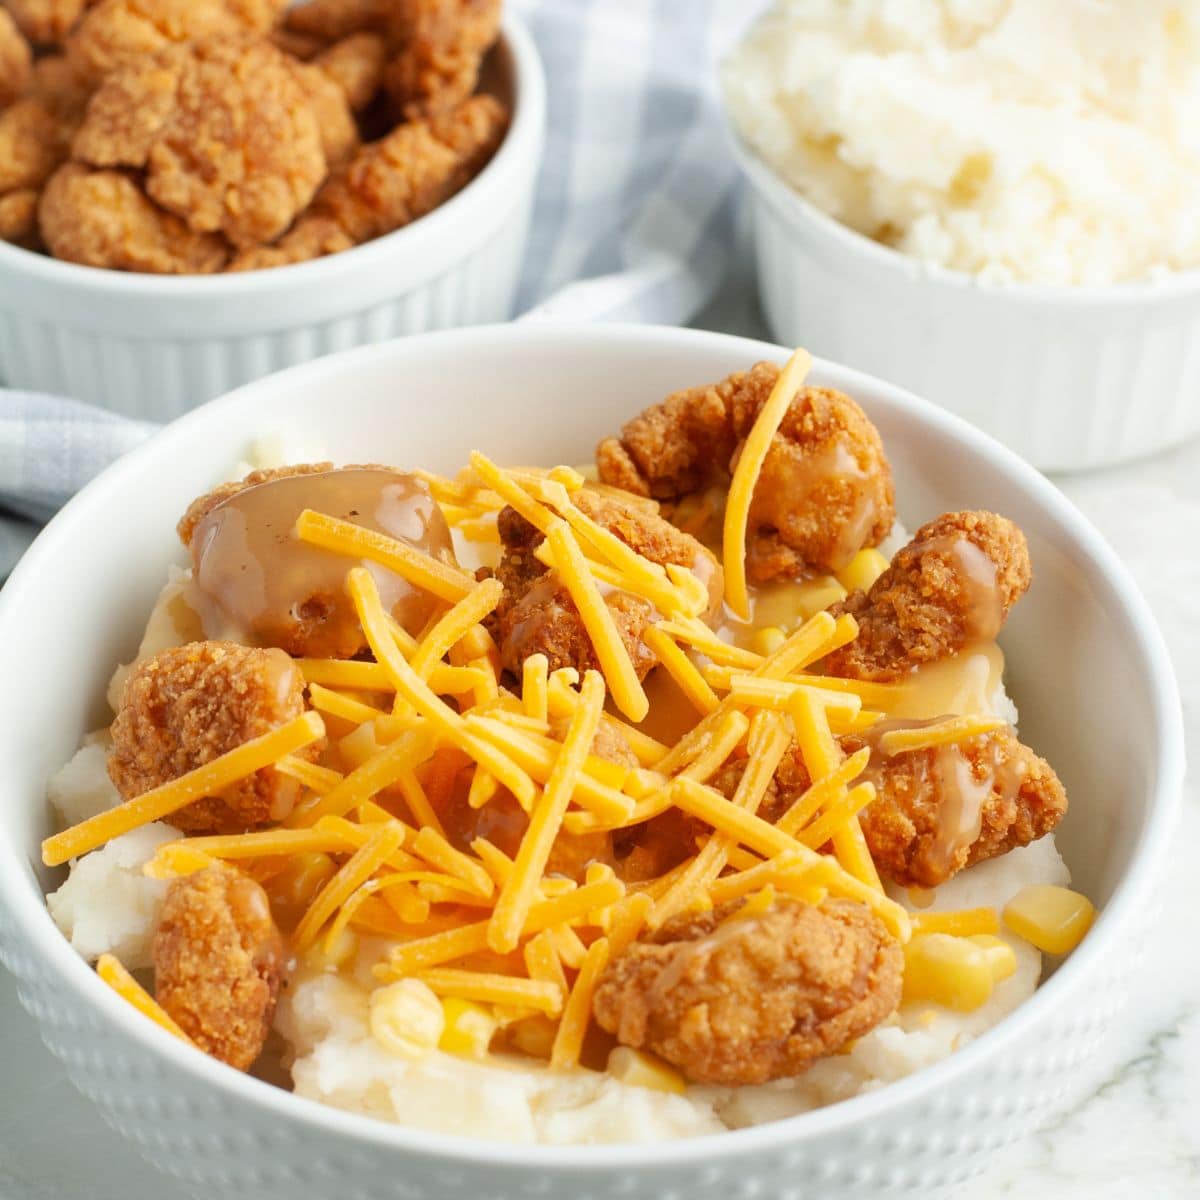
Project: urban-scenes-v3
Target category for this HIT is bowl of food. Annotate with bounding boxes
[721,1,1200,472]
[0,0,545,419]
[0,323,1181,1199]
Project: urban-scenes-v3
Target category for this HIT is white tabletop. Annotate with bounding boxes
[3,268,1198,1198]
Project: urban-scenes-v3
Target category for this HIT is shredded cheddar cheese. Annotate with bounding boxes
[722,348,813,619]
[550,936,610,1070]
[97,954,193,1044]
[42,711,325,866]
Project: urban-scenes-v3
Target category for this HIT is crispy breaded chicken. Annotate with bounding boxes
[284,0,389,43]
[0,9,32,106]
[593,897,902,1085]
[72,37,326,248]
[825,510,1032,682]
[597,362,895,578]
[383,0,500,120]
[315,29,385,110]
[228,92,506,270]
[108,641,311,833]
[5,0,94,47]
[847,721,1068,888]
[0,187,38,245]
[483,489,718,683]
[285,32,385,166]
[66,0,284,84]
[39,162,231,271]
[153,866,285,1069]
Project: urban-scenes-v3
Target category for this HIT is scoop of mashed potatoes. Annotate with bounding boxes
[723,0,1200,284]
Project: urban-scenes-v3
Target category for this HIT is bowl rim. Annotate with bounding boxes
[0,11,545,297]
[728,128,1200,306]
[0,322,1184,1169]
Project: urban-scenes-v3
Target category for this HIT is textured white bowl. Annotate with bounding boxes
[732,136,1200,473]
[0,324,1183,1199]
[0,16,545,422]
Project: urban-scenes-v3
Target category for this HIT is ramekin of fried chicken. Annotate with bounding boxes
[0,0,545,417]
[0,322,1181,1200]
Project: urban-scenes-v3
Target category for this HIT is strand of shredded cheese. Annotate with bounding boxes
[409,578,505,681]
[722,348,813,619]
[643,626,720,715]
[292,821,406,952]
[488,670,606,953]
[550,936,610,1070]
[295,508,474,602]
[42,711,326,867]
[418,969,564,1015]
[96,954,193,1044]
[544,521,650,722]
[348,567,538,809]
[878,715,1006,755]
[522,654,549,722]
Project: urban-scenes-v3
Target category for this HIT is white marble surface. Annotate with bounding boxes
[2,268,1198,1198]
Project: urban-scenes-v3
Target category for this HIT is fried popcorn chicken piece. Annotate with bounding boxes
[108,641,311,833]
[176,461,336,544]
[5,0,93,47]
[72,37,327,248]
[0,186,38,245]
[284,0,389,42]
[39,162,230,271]
[597,362,895,579]
[846,722,1068,888]
[66,0,284,85]
[0,97,71,193]
[153,866,285,1070]
[483,495,709,681]
[711,740,812,828]
[593,897,902,1085]
[225,215,352,270]
[383,0,501,120]
[316,30,385,110]
[244,91,506,268]
[573,488,725,620]
[288,57,360,166]
[0,9,32,105]
[825,511,1032,682]
[308,91,506,238]
[269,26,325,60]
[179,464,454,658]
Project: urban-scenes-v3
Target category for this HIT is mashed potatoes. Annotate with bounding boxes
[723,1,1200,285]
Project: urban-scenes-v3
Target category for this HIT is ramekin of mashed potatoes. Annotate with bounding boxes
[722,0,1200,471]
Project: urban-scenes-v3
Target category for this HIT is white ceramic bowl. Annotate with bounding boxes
[0,16,545,422]
[0,324,1183,1199]
[731,136,1200,473]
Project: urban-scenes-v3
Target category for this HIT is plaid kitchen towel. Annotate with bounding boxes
[0,0,759,578]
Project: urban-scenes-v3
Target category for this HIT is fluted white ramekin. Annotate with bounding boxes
[731,137,1200,472]
[0,16,545,421]
[0,325,1183,1199]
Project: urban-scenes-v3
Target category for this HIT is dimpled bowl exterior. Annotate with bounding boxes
[0,326,1182,1200]
[0,17,545,421]
[732,138,1200,473]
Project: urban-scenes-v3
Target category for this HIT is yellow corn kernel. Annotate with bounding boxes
[902,933,996,1013]
[836,548,889,595]
[506,1014,558,1060]
[794,575,848,620]
[438,996,498,1059]
[1003,885,1096,955]
[607,1046,687,1095]
[968,934,1018,983]
[370,979,445,1058]
[751,627,787,657]
[303,927,359,972]
[265,852,338,929]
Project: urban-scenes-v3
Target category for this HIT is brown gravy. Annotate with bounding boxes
[861,716,1022,880]
[190,468,455,658]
